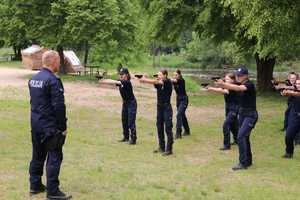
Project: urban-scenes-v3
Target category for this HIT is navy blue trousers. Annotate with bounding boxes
[157,104,173,152]
[122,99,137,141]
[29,131,63,195]
[176,96,190,135]
[284,104,300,144]
[223,108,238,148]
[283,104,291,130]
[237,111,258,166]
[285,108,300,155]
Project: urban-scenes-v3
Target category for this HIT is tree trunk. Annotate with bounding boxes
[83,41,89,66]
[152,43,156,68]
[57,46,66,74]
[255,53,276,92]
[16,47,22,60]
[157,46,161,68]
[13,45,17,59]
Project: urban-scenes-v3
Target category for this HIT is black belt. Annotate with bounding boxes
[123,99,136,103]
[157,102,171,107]
[226,104,239,111]
[239,108,257,116]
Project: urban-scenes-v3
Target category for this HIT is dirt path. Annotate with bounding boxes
[0,67,223,123]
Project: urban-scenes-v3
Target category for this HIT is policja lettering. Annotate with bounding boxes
[29,80,44,88]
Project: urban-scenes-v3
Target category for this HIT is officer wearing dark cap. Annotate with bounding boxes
[28,50,72,200]
[216,66,258,170]
[171,69,190,139]
[281,79,300,158]
[99,68,137,144]
[139,69,174,156]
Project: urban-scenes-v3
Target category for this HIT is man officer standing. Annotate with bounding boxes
[28,50,72,200]
[216,66,258,170]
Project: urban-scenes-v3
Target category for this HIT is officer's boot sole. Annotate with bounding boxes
[45,195,72,200]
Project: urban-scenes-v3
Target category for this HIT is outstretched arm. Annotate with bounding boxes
[281,89,300,97]
[99,79,121,86]
[139,76,162,85]
[215,79,247,92]
[206,86,229,94]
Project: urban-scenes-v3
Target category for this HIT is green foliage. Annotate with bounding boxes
[0,0,141,67]
[185,32,251,68]
[66,0,140,66]
[0,0,29,52]
[0,47,13,57]
[144,0,300,61]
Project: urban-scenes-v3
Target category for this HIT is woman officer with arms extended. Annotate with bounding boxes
[205,73,239,150]
[171,69,190,139]
[139,69,174,156]
[99,68,137,145]
[216,66,258,171]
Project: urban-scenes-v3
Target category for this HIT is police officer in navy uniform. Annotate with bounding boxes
[28,51,72,199]
[282,72,298,132]
[216,66,258,170]
[206,73,239,150]
[171,69,190,139]
[140,69,174,156]
[281,79,300,158]
[99,68,137,144]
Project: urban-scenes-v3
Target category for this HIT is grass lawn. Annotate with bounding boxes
[1,62,300,200]
[0,61,24,69]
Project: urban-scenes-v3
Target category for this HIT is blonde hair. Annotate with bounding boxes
[42,50,59,67]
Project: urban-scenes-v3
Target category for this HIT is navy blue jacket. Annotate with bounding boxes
[29,68,67,142]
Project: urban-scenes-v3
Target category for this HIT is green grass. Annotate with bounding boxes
[0,61,23,69]
[1,79,300,199]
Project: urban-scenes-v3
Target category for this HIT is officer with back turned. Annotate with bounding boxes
[28,50,72,200]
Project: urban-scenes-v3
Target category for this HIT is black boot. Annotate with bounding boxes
[30,184,46,195]
[46,190,72,200]
[282,153,293,159]
[163,144,173,156]
[129,139,136,145]
[232,163,248,171]
[219,146,230,151]
[183,130,190,136]
[162,151,173,156]
[118,138,129,142]
[175,128,182,139]
[153,147,165,154]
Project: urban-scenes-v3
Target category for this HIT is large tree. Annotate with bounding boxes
[0,0,30,60]
[143,0,300,91]
[65,0,139,66]
[10,0,140,71]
